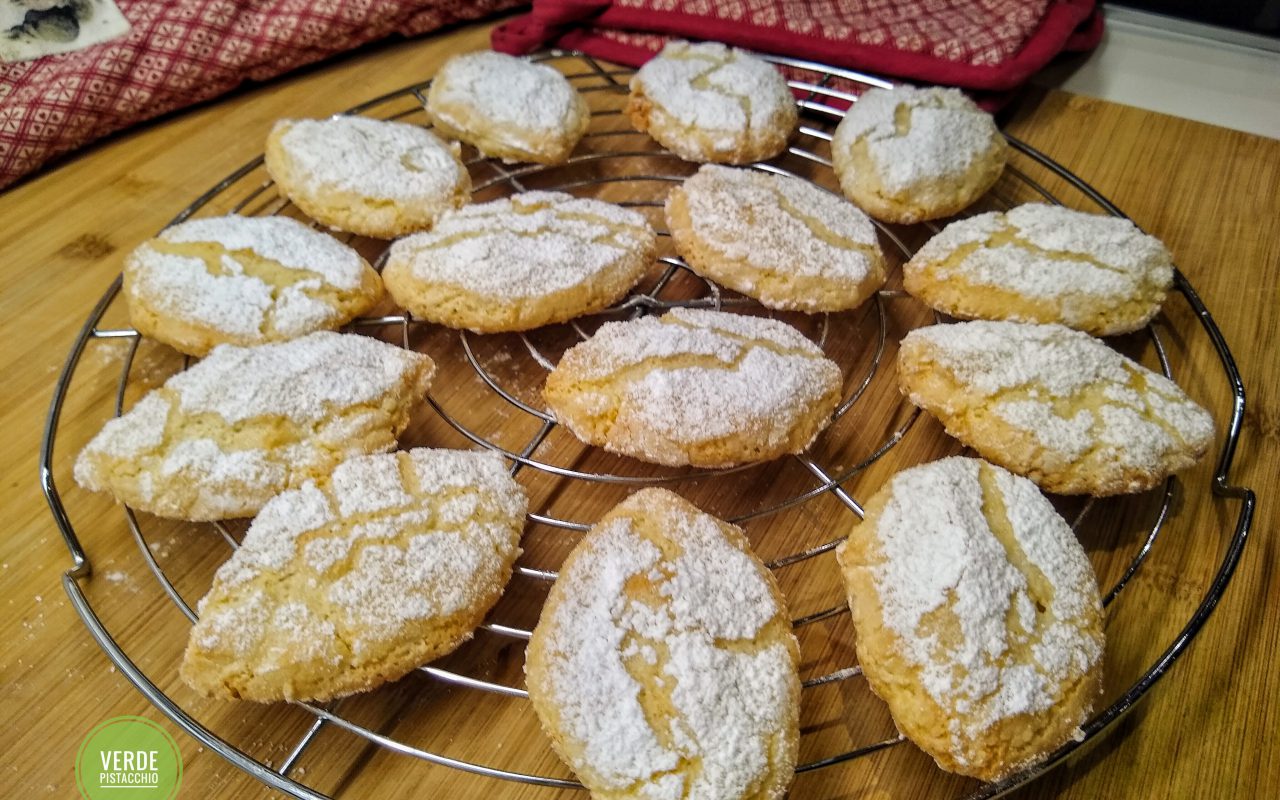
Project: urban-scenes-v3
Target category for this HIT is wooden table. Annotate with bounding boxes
[2,18,1276,800]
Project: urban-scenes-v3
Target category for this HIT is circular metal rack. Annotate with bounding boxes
[42,51,1255,799]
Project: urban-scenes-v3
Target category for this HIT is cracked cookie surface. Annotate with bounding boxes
[627,41,797,164]
[181,448,526,703]
[898,321,1214,495]
[383,191,656,332]
[904,204,1175,336]
[667,164,886,312]
[427,51,590,165]
[836,457,1104,781]
[831,86,1006,223]
[527,488,800,800]
[74,331,435,521]
[543,308,843,467]
[124,215,383,357]
[265,116,471,238]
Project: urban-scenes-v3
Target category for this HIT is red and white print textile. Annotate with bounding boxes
[0,0,522,190]
[493,0,1101,98]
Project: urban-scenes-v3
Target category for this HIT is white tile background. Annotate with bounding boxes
[1033,7,1280,139]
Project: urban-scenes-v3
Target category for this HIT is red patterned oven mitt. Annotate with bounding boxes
[493,0,1101,100]
[0,0,523,190]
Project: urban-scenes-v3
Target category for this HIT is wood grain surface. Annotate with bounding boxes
[2,18,1277,800]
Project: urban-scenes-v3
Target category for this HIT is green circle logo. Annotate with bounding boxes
[75,716,183,800]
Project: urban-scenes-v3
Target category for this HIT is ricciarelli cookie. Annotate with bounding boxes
[124,215,383,357]
[544,308,843,467]
[897,321,1215,495]
[527,488,800,800]
[628,41,798,164]
[181,448,526,703]
[427,51,590,164]
[666,164,886,312]
[383,191,655,332]
[831,86,1007,223]
[903,204,1175,336]
[835,457,1104,782]
[74,332,435,521]
[265,116,471,238]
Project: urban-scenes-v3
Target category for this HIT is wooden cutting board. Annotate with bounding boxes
[1,17,1277,800]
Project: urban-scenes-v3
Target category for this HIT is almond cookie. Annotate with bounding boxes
[265,116,470,238]
[666,164,886,312]
[898,321,1214,495]
[74,332,435,521]
[181,448,526,703]
[527,488,800,800]
[904,204,1175,336]
[832,86,1007,223]
[628,41,798,164]
[427,51,590,165]
[835,457,1104,782]
[383,191,655,333]
[543,308,842,467]
[123,215,383,357]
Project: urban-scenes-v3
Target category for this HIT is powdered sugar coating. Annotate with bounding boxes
[899,320,1215,494]
[428,51,586,158]
[160,216,366,282]
[528,489,798,799]
[993,401,1095,462]
[910,321,1136,398]
[632,42,790,134]
[833,86,1000,194]
[184,449,526,701]
[386,191,654,300]
[272,116,466,204]
[629,41,797,162]
[168,331,426,424]
[126,215,374,342]
[78,393,169,462]
[562,307,829,378]
[845,457,1102,770]
[905,204,1174,334]
[74,332,435,520]
[683,165,878,271]
[668,164,884,311]
[544,308,843,466]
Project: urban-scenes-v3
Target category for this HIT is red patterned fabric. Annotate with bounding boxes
[493,0,1101,92]
[0,0,523,190]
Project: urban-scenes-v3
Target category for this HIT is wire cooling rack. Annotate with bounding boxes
[42,51,1255,799]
